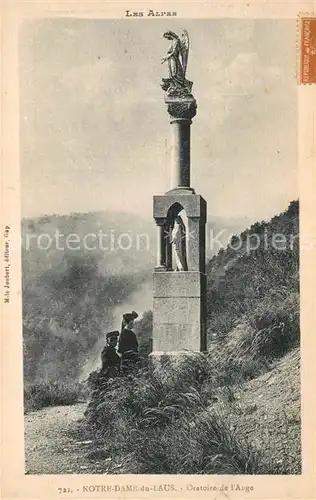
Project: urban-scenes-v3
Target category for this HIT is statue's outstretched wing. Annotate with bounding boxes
[180,30,189,76]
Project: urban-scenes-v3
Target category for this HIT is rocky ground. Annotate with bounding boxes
[210,347,301,474]
[25,403,105,474]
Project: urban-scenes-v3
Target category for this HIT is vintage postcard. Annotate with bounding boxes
[1,1,316,499]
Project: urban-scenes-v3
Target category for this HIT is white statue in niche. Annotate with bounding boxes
[170,215,188,271]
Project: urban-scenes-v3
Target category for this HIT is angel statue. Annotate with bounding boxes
[161,30,193,97]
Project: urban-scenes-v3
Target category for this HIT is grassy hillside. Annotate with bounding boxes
[82,200,300,474]
[204,200,299,383]
[207,200,299,337]
[82,348,300,474]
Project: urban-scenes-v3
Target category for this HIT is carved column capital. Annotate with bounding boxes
[165,95,197,122]
[154,217,166,227]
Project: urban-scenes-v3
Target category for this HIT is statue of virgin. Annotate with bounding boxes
[170,215,188,271]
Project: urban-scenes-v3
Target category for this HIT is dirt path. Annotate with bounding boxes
[24,403,105,474]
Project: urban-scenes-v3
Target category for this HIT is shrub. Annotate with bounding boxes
[85,360,205,437]
[85,355,265,474]
[206,200,299,345]
[24,379,81,412]
[243,292,299,359]
[203,291,299,390]
[206,349,270,389]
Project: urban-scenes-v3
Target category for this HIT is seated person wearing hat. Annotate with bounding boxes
[118,311,139,368]
[100,330,121,376]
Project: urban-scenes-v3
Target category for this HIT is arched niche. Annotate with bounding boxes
[165,201,184,226]
[153,193,207,273]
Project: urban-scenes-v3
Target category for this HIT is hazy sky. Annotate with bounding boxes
[20,18,297,222]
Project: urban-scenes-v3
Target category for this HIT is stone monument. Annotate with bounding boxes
[150,30,207,363]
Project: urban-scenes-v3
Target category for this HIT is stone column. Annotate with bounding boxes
[166,95,197,192]
[165,235,173,271]
[170,118,191,189]
[187,217,201,271]
[187,198,206,273]
[155,221,166,271]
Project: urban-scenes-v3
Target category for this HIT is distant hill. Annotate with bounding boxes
[206,214,253,257]
[22,211,156,383]
[22,210,156,279]
[206,200,299,342]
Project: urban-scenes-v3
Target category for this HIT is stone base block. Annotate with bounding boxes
[152,271,207,352]
[152,318,201,351]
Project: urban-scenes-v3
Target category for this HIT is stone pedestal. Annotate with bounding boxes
[151,271,207,353]
[152,193,207,357]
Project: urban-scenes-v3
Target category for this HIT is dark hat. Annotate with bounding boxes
[123,311,139,323]
[106,330,120,339]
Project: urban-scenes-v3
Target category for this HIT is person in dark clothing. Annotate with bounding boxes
[100,330,121,378]
[118,312,139,353]
[118,311,140,373]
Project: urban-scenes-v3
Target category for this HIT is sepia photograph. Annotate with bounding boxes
[17,14,301,479]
